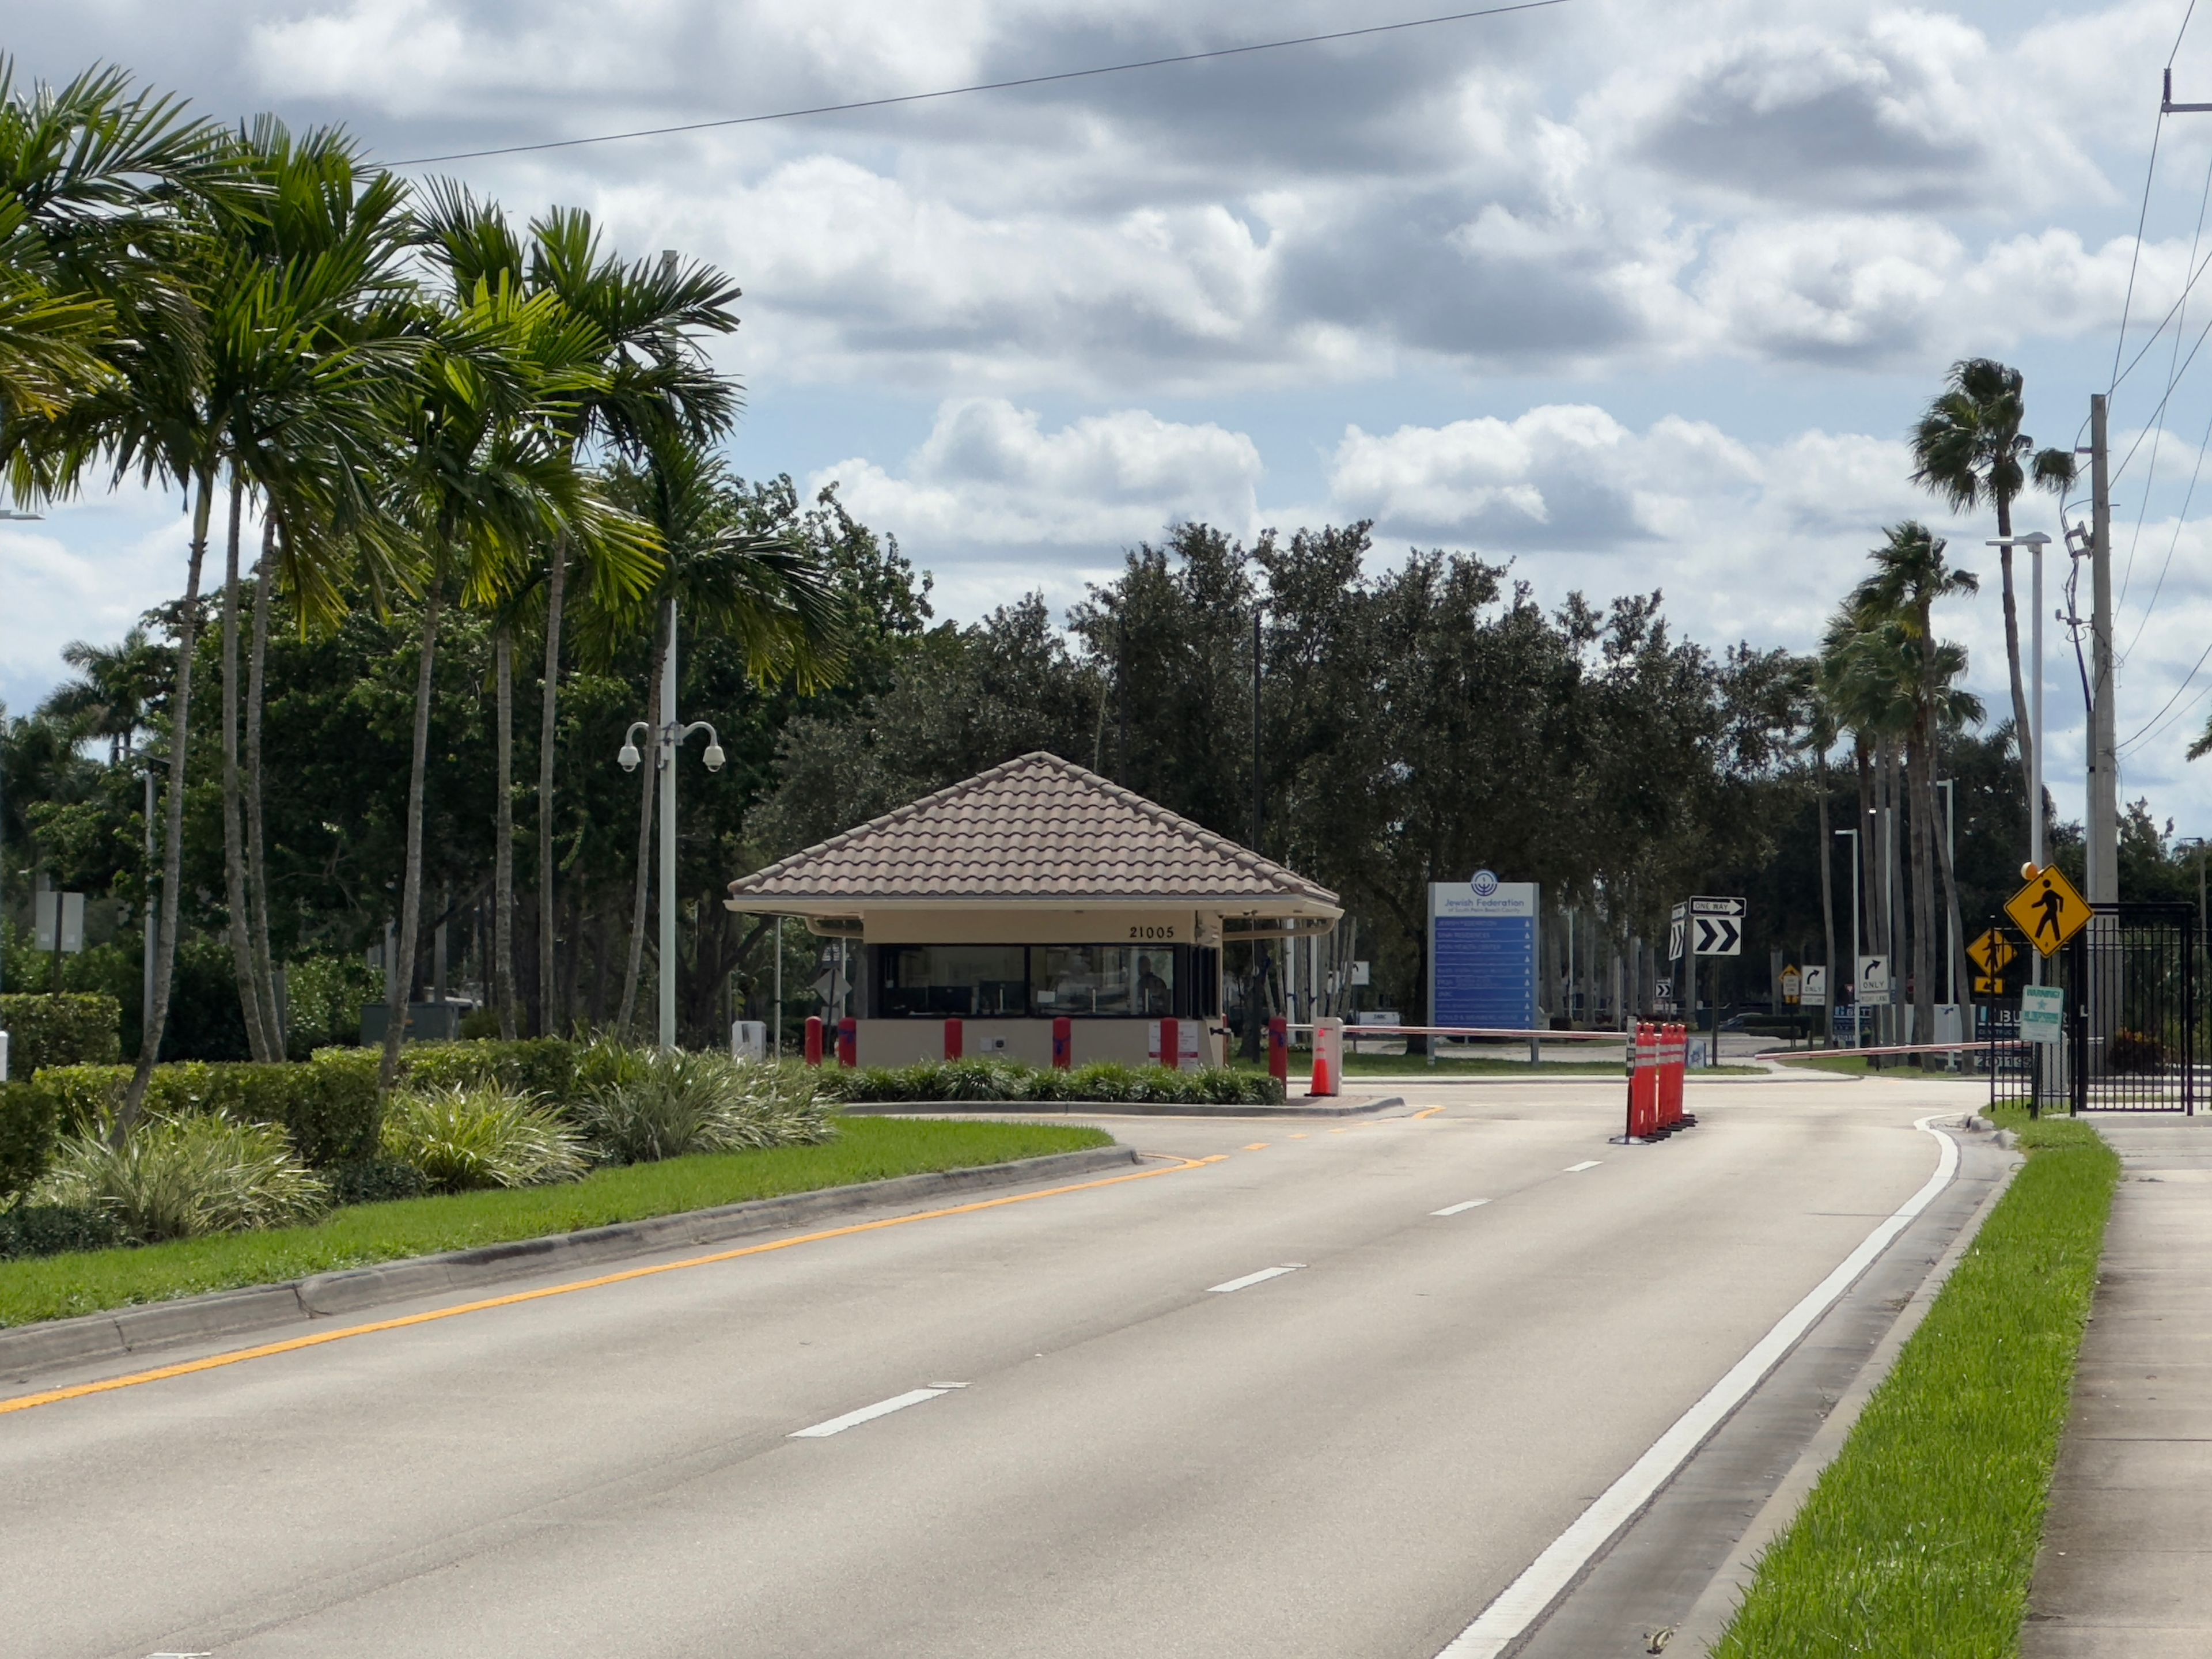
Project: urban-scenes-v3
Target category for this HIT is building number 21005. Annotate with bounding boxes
[1127,925,1177,941]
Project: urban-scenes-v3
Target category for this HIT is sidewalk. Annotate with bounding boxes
[2026,1114,2212,1656]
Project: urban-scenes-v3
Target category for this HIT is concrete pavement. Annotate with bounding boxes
[2027,1113,2212,1657]
[0,1076,1989,1658]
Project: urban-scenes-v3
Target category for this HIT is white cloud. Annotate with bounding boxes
[0,490,189,718]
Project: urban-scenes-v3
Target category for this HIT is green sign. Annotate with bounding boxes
[2020,985,2065,1046]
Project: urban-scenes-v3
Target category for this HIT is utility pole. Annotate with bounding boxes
[2089,393,2119,904]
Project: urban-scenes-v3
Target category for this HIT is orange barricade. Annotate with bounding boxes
[1662,1024,1686,1128]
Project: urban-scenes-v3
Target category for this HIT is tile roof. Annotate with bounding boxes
[727,752,1339,911]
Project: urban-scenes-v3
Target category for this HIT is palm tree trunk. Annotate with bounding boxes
[1854,734,1875,976]
[121,466,217,1132]
[535,538,569,1037]
[1994,495,2037,831]
[245,517,282,1059]
[217,467,272,1062]
[494,623,518,1040]
[1910,732,1938,1066]
[1817,756,1836,1046]
[618,610,668,1036]
[380,579,445,1094]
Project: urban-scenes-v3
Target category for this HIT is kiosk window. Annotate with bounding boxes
[878,946,1029,1017]
[1032,946,1176,1017]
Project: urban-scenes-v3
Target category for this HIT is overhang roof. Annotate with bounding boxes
[726,752,1340,917]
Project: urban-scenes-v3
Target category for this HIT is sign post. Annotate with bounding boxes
[1676,896,1745,1069]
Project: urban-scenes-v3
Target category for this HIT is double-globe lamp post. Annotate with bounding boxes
[618,597,724,1052]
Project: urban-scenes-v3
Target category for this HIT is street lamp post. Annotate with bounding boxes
[1991,531,2052,983]
[618,597,725,1052]
[1835,827,1862,1049]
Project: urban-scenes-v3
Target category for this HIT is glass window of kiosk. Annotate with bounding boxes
[1031,946,1176,1017]
[877,945,1030,1017]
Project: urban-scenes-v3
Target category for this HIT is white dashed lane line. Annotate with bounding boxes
[1563,1160,1603,1173]
[789,1385,965,1439]
[1431,1200,1491,1216]
[1207,1264,1306,1294]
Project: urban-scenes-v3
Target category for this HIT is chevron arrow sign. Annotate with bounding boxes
[1692,915,1742,956]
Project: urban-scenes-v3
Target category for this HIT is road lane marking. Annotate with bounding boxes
[1436,1113,1964,1659]
[1563,1160,1602,1173]
[1207,1264,1306,1294]
[790,1387,952,1438]
[1244,1142,1270,1150]
[0,1156,1214,1417]
[1431,1200,1491,1217]
[1289,1133,1309,1139]
[1414,1106,1445,1120]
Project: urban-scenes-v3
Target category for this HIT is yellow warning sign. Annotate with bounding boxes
[1966,928,2017,975]
[1974,975,2008,997]
[2005,866,2092,959]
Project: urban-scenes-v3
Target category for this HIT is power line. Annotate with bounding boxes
[2122,139,2212,617]
[384,0,1575,168]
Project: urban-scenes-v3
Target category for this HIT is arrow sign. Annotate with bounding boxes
[1693,915,1741,956]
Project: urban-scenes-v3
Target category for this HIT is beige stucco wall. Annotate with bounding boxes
[852,1017,1225,1069]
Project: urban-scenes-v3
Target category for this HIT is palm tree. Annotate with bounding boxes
[0,62,261,1127]
[1789,661,1841,1042]
[37,627,165,763]
[378,202,657,1090]
[1908,359,2074,840]
[588,435,842,1037]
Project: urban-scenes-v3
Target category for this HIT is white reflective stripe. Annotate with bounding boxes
[1563,1160,1602,1173]
[1206,1264,1305,1294]
[1431,1200,1491,1216]
[789,1387,950,1438]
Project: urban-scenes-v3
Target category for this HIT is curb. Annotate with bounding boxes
[839,1094,1406,1119]
[0,1144,1140,1382]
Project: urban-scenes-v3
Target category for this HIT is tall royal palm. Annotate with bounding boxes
[378,207,657,1090]
[1908,359,2073,842]
[0,62,262,1125]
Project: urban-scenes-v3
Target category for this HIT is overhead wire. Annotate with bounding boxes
[2120,137,2212,619]
[382,0,1575,168]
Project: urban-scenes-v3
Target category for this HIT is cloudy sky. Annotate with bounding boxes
[10,0,2212,835]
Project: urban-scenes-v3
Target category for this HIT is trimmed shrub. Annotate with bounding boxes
[36,1115,332,1243]
[575,1050,837,1164]
[31,1051,379,1167]
[0,1201,129,1260]
[401,1039,582,1102]
[1,993,122,1076]
[831,1059,1283,1107]
[0,1081,59,1200]
[380,1084,587,1193]
[327,1157,431,1206]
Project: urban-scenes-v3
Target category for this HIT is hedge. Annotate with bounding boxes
[829,1058,1286,1107]
[31,1050,380,1168]
[1,993,122,1077]
[0,1081,58,1199]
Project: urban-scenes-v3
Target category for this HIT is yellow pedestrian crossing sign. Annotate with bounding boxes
[2005,866,2092,959]
[1966,928,2016,976]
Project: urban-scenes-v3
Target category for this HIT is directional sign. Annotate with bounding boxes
[1800,964,1828,1006]
[1781,965,1802,1004]
[1858,955,1891,996]
[2006,865,2092,959]
[1680,895,1745,957]
[1668,903,1687,964]
[1654,978,1673,1003]
[1966,928,2017,976]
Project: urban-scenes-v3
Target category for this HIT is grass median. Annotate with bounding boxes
[0,1116,1112,1330]
[1710,1109,2118,1658]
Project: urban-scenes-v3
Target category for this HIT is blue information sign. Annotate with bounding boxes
[1429,877,1540,1030]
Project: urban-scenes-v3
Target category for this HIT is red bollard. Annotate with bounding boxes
[1268,1017,1290,1086]
[1664,1024,1685,1127]
[944,1018,964,1061]
[1052,1016,1073,1070]
[837,1017,857,1069]
[1635,1022,1660,1137]
[804,1016,824,1068]
[1160,1016,1181,1071]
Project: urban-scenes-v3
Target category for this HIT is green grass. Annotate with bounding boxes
[0,1116,1111,1329]
[1710,1109,2119,1658]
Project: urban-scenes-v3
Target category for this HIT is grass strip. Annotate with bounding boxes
[0,1116,1111,1329]
[1710,1110,2118,1658]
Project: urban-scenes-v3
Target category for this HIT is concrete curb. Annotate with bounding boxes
[0,1144,1141,1382]
[839,1094,1406,1119]
[1670,1118,2024,1653]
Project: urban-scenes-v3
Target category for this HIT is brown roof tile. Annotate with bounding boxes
[727,752,1339,911]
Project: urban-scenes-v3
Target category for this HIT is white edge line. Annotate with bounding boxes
[1433,1200,1492,1216]
[789,1387,949,1438]
[1207,1264,1306,1294]
[1436,1112,1963,1659]
[1563,1160,1603,1173]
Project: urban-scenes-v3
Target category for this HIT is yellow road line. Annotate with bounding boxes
[0,1154,1213,1418]
[1288,1133,1308,1140]
[1244,1142,1269,1151]
[1414,1105,1445,1120]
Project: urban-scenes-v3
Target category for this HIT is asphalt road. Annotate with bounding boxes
[3,1075,1987,1658]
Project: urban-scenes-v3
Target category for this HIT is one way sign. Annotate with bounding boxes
[1688,895,1745,957]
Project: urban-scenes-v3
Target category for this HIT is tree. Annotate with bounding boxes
[38,627,166,763]
[1908,358,2074,850]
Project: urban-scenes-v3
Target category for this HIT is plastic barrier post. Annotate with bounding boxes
[1637,1023,1660,1137]
[1665,1024,1685,1128]
[1268,1017,1290,1086]
[944,1018,963,1062]
[1160,1017,1180,1071]
[1052,1016,1073,1070]
[1310,1017,1343,1096]
[837,1017,857,1069]
[804,1016,824,1068]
